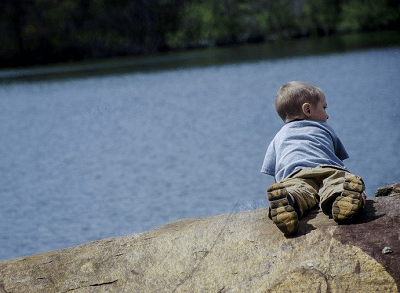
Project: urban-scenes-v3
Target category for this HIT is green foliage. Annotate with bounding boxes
[167,1,215,47]
[338,0,400,32]
[301,0,341,36]
[166,0,246,48]
[0,0,399,68]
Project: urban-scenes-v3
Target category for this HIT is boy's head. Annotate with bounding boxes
[274,81,328,123]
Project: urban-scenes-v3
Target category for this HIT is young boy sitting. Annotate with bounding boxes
[261,81,366,236]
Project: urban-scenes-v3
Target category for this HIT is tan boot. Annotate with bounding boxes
[267,183,298,235]
[332,177,365,223]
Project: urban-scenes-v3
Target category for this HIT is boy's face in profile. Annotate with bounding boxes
[306,95,329,122]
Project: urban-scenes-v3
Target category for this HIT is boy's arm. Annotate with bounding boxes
[325,123,349,161]
[261,141,276,177]
[334,137,349,161]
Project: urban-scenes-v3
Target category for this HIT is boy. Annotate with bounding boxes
[261,81,366,236]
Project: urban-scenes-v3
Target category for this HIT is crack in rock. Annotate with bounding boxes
[65,280,118,292]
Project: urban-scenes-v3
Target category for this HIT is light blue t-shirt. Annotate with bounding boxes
[261,120,349,182]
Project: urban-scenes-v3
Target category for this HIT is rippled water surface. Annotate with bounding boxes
[1,34,399,261]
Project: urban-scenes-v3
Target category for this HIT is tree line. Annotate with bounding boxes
[1,0,399,68]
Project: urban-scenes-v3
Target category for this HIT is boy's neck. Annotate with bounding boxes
[286,118,305,123]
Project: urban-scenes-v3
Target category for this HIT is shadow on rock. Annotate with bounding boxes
[295,207,319,237]
[341,198,385,225]
[333,195,400,290]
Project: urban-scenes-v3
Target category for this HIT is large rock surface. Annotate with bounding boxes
[1,194,399,293]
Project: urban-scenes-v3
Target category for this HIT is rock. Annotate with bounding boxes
[375,182,400,197]
[382,247,393,254]
[0,193,399,292]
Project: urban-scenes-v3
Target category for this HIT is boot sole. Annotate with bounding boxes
[267,183,298,235]
[332,177,365,223]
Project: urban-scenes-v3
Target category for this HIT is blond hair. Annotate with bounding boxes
[275,81,324,123]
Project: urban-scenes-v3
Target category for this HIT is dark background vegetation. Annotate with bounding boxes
[1,0,399,69]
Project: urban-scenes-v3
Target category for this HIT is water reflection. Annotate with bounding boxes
[1,31,399,82]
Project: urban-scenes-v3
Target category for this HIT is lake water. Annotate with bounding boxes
[1,32,400,261]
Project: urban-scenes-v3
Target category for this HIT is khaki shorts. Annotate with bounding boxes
[275,165,364,217]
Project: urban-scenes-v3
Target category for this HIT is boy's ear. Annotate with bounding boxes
[302,103,311,117]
